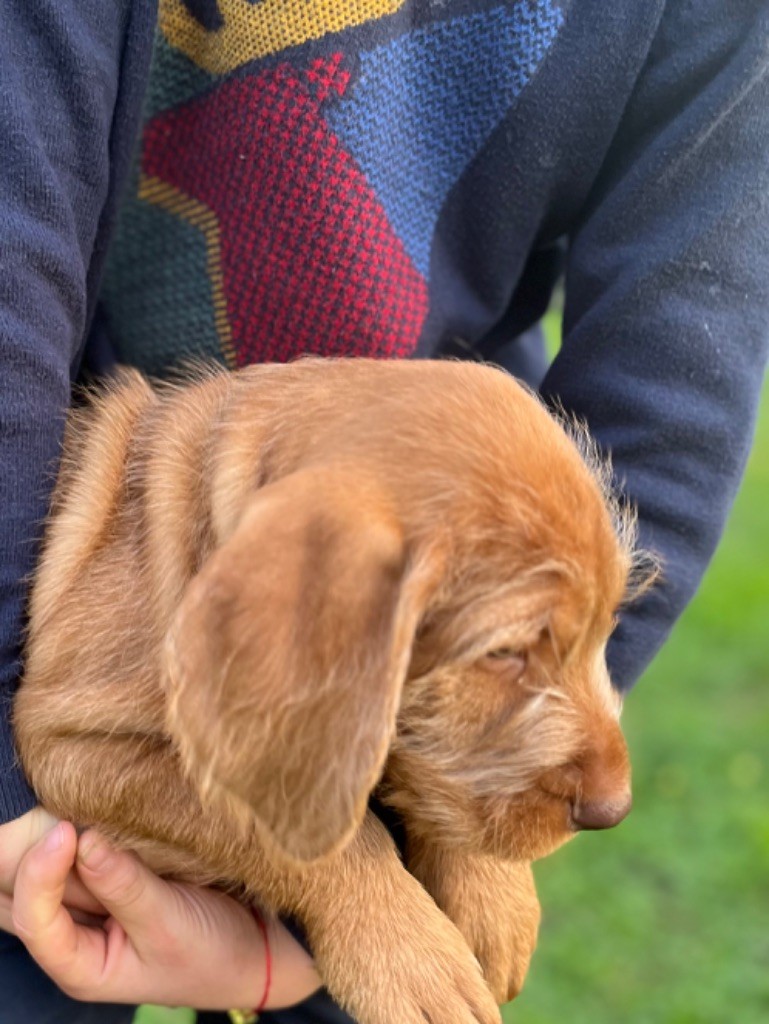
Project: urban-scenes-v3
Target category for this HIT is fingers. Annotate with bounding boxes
[75,831,173,951]
[0,808,105,918]
[12,822,76,940]
[0,806,58,893]
[11,822,108,989]
[62,871,108,918]
[0,887,101,934]
[0,818,101,936]
[0,891,14,933]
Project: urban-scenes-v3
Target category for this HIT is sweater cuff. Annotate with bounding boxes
[0,710,37,824]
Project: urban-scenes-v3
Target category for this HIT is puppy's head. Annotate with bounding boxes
[385,479,638,862]
[165,360,652,864]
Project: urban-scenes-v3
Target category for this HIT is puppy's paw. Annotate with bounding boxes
[311,867,501,1024]
[456,875,540,1004]
[408,844,541,1004]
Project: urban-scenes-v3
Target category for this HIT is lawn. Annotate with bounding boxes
[137,358,769,1024]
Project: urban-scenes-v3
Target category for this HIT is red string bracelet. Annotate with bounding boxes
[251,906,272,1014]
[227,907,271,1024]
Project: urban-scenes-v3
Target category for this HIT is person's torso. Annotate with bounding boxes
[98,0,664,375]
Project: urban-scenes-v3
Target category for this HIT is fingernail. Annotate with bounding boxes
[43,824,63,852]
[78,836,113,872]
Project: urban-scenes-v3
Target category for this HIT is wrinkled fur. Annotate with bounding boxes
[15,359,643,1024]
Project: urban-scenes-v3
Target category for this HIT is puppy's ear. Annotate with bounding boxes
[164,467,427,863]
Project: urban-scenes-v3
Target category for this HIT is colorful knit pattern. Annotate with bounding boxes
[161,0,409,73]
[101,0,564,373]
[141,54,428,364]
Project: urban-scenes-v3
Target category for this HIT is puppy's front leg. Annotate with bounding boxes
[406,840,541,1004]
[296,812,501,1024]
[21,730,499,1024]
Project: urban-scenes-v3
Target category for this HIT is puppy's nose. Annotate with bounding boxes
[571,792,632,831]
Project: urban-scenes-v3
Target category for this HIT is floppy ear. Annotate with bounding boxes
[164,466,427,863]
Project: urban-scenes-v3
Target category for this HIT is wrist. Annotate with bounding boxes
[232,910,320,1014]
[252,908,272,1012]
[229,907,270,1022]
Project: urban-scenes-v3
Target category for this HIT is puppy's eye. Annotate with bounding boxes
[481,649,528,680]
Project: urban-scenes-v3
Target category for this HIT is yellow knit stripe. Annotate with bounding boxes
[138,174,237,369]
[159,0,407,74]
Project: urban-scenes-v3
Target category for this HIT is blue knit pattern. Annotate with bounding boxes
[327,0,564,277]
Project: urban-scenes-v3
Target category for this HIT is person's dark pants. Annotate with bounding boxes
[0,930,133,1024]
[0,931,355,1024]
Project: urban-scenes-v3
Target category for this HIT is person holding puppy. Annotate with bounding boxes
[1,0,768,1021]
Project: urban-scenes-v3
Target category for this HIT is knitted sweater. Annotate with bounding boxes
[1,0,768,822]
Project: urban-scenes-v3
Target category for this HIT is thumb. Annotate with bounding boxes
[76,832,168,937]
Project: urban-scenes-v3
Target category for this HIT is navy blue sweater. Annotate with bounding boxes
[2,0,768,823]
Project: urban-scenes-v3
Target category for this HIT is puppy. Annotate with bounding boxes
[15,359,643,1024]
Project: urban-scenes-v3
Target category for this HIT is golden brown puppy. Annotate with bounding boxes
[15,359,644,1024]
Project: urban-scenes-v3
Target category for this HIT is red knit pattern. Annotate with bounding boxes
[142,54,428,365]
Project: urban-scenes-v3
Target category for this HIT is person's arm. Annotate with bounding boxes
[0,0,153,823]
[0,6,321,1008]
[539,0,769,690]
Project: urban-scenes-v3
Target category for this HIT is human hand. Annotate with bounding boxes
[0,807,103,918]
[0,822,321,1010]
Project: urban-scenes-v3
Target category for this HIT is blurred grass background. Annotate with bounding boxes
[137,316,768,1023]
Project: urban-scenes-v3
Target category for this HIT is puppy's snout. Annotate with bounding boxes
[568,713,632,831]
[570,791,632,831]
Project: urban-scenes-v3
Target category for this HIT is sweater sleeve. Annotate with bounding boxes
[540,0,769,691]
[0,0,153,823]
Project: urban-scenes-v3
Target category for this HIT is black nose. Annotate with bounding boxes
[571,792,633,831]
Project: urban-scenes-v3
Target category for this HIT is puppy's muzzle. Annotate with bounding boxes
[570,792,632,831]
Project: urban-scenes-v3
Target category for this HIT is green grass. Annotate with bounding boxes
[135,1009,194,1024]
[138,346,769,1024]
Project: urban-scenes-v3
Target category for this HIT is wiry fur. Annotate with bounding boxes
[14,359,648,1023]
